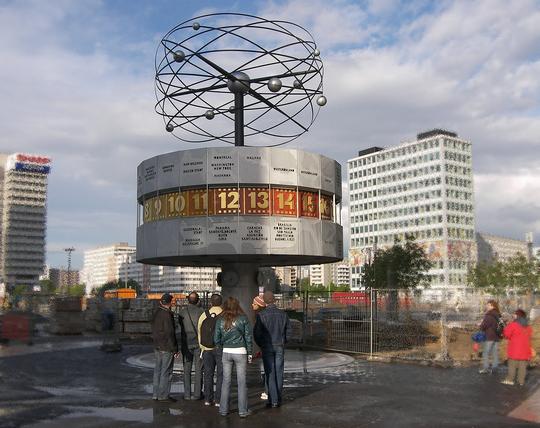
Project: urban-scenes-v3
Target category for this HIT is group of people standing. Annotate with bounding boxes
[151,290,290,418]
[479,299,534,386]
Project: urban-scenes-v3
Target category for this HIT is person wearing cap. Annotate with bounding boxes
[252,295,268,401]
[501,309,533,386]
[151,293,179,402]
[252,295,266,312]
[253,291,291,408]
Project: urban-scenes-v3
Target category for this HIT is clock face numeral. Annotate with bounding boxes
[320,194,333,220]
[272,188,297,216]
[142,186,335,222]
[243,188,270,215]
[188,189,212,215]
[216,189,240,214]
[300,191,318,218]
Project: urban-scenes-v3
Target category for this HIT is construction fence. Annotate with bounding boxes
[277,289,540,363]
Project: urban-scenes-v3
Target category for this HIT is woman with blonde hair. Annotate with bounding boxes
[214,297,253,418]
[479,299,502,374]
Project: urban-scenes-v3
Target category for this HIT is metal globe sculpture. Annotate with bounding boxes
[154,13,326,146]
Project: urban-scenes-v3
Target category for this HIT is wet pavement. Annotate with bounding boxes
[1,337,539,427]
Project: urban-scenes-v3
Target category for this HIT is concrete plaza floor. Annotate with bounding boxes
[1,336,540,427]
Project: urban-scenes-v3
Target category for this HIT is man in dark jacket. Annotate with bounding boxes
[178,292,204,400]
[253,291,291,408]
[151,293,178,402]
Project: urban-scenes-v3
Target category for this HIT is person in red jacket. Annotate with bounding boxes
[501,309,532,386]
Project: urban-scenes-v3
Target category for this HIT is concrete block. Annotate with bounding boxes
[54,297,83,312]
[123,322,152,334]
[122,309,153,322]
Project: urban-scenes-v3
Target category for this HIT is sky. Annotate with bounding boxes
[0,0,539,270]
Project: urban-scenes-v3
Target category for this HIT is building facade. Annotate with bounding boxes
[0,153,51,292]
[150,265,220,294]
[274,266,297,290]
[82,243,220,295]
[82,243,142,295]
[308,261,350,287]
[48,267,81,291]
[334,262,351,286]
[347,130,475,292]
[476,232,532,263]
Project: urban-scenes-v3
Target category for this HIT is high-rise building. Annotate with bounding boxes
[309,263,333,286]
[347,130,475,292]
[334,262,351,286]
[308,261,350,287]
[0,153,51,292]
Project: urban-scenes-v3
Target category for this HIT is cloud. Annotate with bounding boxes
[1,0,540,272]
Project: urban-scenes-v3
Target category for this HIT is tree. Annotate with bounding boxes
[362,236,433,319]
[505,254,539,295]
[93,279,141,297]
[467,261,507,296]
[362,235,433,290]
[39,279,56,294]
[298,277,310,291]
[468,254,540,298]
[67,284,86,297]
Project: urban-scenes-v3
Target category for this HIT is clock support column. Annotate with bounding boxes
[220,262,260,327]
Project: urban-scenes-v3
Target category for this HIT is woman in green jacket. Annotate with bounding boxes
[214,297,253,418]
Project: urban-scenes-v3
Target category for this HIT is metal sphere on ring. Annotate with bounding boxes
[154,13,326,147]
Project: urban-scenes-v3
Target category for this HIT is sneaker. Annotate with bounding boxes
[478,369,491,374]
[260,392,268,400]
[204,401,212,406]
[501,379,514,385]
[215,403,220,407]
[239,410,253,418]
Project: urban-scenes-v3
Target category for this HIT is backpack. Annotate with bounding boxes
[200,310,219,348]
[495,315,505,338]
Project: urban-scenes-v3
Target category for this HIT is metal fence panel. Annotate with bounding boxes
[278,289,540,362]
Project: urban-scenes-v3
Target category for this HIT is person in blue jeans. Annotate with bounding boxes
[254,291,291,408]
[214,297,253,418]
[479,299,502,374]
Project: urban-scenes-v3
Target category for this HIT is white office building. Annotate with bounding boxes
[309,263,333,286]
[82,243,142,295]
[335,262,351,286]
[347,129,475,292]
[151,265,220,294]
[82,242,220,295]
[308,261,350,287]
